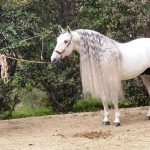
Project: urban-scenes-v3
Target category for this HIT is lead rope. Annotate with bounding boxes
[6,56,52,64]
[0,55,9,83]
[0,55,52,84]
[0,31,53,83]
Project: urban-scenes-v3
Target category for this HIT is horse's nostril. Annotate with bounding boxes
[51,57,60,63]
[53,58,57,62]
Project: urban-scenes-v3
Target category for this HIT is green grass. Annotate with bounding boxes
[119,99,134,108]
[73,98,103,112]
[1,98,135,120]
[73,98,134,112]
[2,107,55,119]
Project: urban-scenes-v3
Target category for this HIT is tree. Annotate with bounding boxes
[0,0,150,116]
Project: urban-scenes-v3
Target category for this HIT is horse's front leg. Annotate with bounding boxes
[102,101,110,126]
[113,100,121,127]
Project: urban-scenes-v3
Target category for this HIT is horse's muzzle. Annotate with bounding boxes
[51,56,61,63]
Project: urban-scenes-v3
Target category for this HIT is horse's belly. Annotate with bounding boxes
[120,66,148,80]
[120,54,149,80]
[118,41,150,80]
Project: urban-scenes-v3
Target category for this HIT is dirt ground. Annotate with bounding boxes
[0,107,150,150]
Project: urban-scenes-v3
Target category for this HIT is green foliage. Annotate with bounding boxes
[0,80,17,119]
[0,0,150,118]
[119,99,134,108]
[14,87,48,109]
[123,79,150,106]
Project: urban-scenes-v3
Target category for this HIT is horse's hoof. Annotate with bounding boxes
[102,121,110,126]
[146,116,150,120]
[113,122,120,127]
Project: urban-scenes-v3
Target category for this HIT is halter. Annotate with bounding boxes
[54,35,73,58]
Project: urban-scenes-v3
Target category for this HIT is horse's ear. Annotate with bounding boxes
[58,25,65,34]
[67,26,71,34]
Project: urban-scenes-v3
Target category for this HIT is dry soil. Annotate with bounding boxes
[0,107,150,150]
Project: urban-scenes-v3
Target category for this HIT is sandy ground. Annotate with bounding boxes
[0,107,150,150]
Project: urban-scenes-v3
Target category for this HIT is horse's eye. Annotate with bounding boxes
[64,40,68,44]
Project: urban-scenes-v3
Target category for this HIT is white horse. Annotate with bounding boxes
[51,26,150,126]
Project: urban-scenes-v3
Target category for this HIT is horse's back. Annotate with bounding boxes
[119,38,150,49]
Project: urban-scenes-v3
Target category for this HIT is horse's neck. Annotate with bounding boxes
[72,31,81,52]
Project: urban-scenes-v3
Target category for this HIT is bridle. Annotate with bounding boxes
[54,35,73,58]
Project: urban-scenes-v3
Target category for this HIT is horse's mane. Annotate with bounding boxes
[76,29,123,103]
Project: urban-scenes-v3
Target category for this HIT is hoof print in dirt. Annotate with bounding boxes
[102,121,110,126]
[114,122,120,127]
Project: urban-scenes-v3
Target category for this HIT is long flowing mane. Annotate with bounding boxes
[76,29,123,103]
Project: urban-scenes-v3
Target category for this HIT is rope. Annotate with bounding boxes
[6,56,52,64]
[0,31,53,84]
[1,31,53,64]
[0,55,9,83]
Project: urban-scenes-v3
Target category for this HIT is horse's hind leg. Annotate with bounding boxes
[112,99,121,127]
[141,75,150,119]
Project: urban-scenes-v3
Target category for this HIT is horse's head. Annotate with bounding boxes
[51,26,75,63]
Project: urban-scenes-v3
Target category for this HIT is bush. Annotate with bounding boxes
[123,79,150,107]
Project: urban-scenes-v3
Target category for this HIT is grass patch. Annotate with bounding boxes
[2,107,55,119]
[1,99,135,120]
[73,99,103,112]
[119,99,134,108]
[73,98,134,112]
